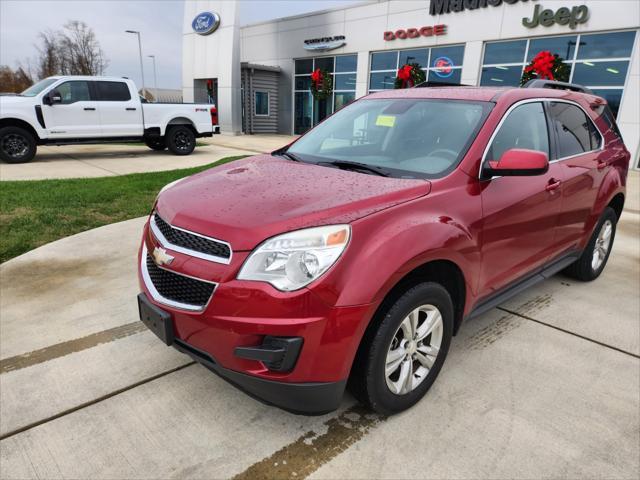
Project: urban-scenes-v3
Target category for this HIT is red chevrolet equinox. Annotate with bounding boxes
[137,81,630,415]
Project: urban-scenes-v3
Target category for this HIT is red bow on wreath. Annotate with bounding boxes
[397,64,414,88]
[525,51,556,80]
[311,68,323,88]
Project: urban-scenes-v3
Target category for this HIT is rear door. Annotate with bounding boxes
[548,101,605,251]
[41,80,101,138]
[478,101,564,298]
[94,81,143,137]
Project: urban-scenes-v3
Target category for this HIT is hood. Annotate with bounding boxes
[0,95,33,105]
[156,155,430,251]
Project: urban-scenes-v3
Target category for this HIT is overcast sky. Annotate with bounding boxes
[0,0,371,89]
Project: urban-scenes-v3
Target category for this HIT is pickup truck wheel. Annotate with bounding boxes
[349,282,453,415]
[144,137,166,151]
[564,207,617,282]
[166,126,195,156]
[0,126,37,164]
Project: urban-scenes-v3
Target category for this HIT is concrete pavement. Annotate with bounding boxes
[1,210,638,477]
[0,135,296,181]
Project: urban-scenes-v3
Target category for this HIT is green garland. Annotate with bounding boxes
[520,51,570,86]
[394,63,426,89]
[310,69,333,100]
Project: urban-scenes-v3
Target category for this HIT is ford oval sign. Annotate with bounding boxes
[192,12,220,36]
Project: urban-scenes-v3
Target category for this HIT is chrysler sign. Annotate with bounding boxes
[304,35,346,51]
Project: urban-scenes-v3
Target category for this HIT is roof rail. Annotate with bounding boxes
[524,79,592,94]
[414,81,470,88]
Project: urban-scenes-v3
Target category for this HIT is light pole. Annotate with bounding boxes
[125,30,145,97]
[148,55,158,102]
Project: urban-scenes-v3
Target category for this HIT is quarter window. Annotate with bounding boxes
[55,81,91,104]
[549,102,601,158]
[95,82,131,101]
[486,102,549,162]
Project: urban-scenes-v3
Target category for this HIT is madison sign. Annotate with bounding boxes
[303,35,346,51]
[429,0,589,30]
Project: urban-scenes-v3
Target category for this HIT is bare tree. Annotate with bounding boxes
[36,29,61,78]
[59,21,108,75]
[33,20,108,79]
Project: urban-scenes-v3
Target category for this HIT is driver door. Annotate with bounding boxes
[42,80,101,138]
[478,101,564,298]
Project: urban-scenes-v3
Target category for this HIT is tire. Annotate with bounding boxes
[564,207,617,282]
[349,282,454,415]
[0,126,37,164]
[166,126,196,156]
[144,137,166,151]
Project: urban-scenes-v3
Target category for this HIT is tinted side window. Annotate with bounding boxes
[55,81,91,104]
[96,82,131,101]
[549,102,597,158]
[487,102,549,161]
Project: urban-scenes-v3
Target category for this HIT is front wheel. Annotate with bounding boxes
[349,282,453,415]
[166,126,196,156]
[564,207,617,281]
[0,126,37,163]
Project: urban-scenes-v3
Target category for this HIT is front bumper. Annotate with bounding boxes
[138,220,374,413]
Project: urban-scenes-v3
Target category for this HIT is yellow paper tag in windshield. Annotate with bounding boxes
[375,115,396,127]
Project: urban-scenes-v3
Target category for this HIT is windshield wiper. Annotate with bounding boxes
[318,160,391,177]
[273,149,303,162]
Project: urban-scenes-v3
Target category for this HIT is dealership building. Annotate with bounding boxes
[182,0,640,167]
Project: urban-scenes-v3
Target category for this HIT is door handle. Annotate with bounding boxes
[597,161,608,170]
[126,107,137,111]
[84,107,96,111]
[545,179,561,192]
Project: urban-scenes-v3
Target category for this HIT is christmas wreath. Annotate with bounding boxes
[394,63,426,89]
[520,51,570,86]
[310,68,333,100]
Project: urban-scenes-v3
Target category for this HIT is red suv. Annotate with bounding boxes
[137,81,629,415]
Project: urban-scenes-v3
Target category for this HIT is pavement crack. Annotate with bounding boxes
[0,362,196,441]
[232,405,384,480]
[0,321,148,374]
[496,306,640,359]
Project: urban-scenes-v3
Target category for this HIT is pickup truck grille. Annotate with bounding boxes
[152,212,231,262]
[145,253,216,310]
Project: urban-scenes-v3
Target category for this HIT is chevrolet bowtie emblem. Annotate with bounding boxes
[152,247,174,266]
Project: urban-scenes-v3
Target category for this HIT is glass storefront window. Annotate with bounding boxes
[371,51,398,70]
[294,54,357,134]
[431,46,465,66]
[369,44,465,92]
[334,73,356,91]
[428,68,462,85]
[369,71,396,90]
[399,49,428,67]
[481,31,636,118]
[527,35,577,61]
[573,61,630,87]
[483,40,527,64]
[577,31,637,60]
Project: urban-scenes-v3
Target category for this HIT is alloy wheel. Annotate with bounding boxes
[1,133,28,159]
[174,131,193,152]
[592,219,613,271]
[384,304,443,395]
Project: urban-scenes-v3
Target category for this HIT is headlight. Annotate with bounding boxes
[237,225,351,291]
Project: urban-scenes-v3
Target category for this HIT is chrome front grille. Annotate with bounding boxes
[150,212,232,264]
[141,245,216,311]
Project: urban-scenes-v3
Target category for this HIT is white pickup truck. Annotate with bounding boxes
[0,76,219,163]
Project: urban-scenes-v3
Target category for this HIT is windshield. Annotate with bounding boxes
[287,98,492,179]
[21,78,58,97]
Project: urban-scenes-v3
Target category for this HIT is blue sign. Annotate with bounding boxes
[192,12,220,36]
[432,56,454,78]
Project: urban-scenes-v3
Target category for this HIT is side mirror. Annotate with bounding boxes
[45,90,62,105]
[482,148,549,178]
